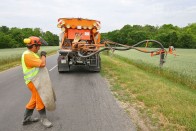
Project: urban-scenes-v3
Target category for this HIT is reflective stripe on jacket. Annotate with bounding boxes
[21,50,40,84]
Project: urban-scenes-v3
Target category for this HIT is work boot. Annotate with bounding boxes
[38,108,53,128]
[40,118,53,128]
[22,108,39,125]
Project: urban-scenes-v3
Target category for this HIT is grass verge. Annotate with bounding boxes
[100,53,196,131]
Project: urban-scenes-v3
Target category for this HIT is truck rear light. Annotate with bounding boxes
[57,20,65,28]
[83,26,87,29]
[61,27,66,32]
[66,24,70,28]
[88,26,92,29]
[77,26,82,29]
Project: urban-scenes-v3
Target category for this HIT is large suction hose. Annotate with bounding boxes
[78,40,167,67]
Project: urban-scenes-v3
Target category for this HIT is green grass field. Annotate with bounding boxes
[115,48,196,78]
[114,48,196,89]
[0,46,59,71]
[101,53,196,131]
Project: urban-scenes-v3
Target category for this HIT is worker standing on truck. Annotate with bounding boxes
[21,36,52,128]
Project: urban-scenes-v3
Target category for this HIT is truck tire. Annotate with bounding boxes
[89,55,101,72]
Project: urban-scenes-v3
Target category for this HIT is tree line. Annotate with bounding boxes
[0,26,59,48]
[101,23,196,48]
[1,23,196,49]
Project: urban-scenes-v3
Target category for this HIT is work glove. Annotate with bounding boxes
[40,51,47,57]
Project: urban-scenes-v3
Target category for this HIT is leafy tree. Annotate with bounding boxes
[0,32,17,48]
[159,24,179,33]
[9,27,24,47]
[42,31,58,46]
[0,26,9,34]
[143,25,158,39]
[21,28,34,38]
[101,23,196,49]
[1,23,196,49]
[177,33,194,48]
[0,26,59,48]
[33,28,42,37]
[0,32,8,48]
[183,23,196,48]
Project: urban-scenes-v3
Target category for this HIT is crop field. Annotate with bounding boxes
[115,48,196,77]
[0,46,59,71]
[114,48,196,89]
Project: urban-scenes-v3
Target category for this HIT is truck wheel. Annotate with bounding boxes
[89,55,101,72]
[58,65,70,73]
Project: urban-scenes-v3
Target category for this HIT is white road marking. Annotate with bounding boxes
[49,65,57,71]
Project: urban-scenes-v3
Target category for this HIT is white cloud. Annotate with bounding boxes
[0,0,195,34]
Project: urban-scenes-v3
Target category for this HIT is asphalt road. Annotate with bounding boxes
[0,53,136,131]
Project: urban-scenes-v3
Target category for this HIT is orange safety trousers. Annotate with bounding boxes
[26,82,45,111]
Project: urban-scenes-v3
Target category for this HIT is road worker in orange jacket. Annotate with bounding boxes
[21,36,52,128]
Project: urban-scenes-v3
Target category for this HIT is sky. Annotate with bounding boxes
[0,0,196,34]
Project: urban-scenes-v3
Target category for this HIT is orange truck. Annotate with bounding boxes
[57,18,104,72]
[57,18,167,72]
